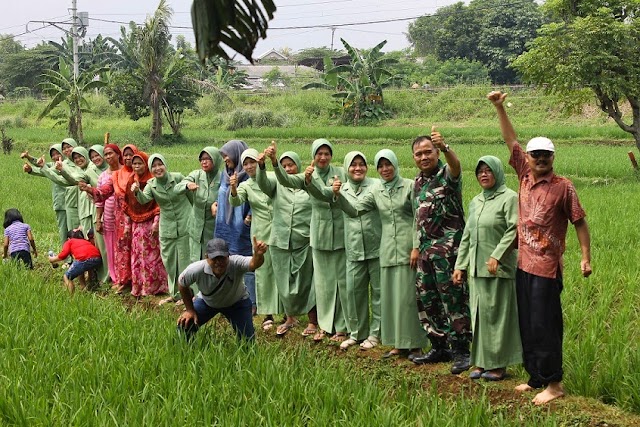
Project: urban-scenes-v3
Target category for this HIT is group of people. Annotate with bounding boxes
[9,91,592,406]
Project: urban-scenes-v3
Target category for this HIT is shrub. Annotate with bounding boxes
[226,109,288,130]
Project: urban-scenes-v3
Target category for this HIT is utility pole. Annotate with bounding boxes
[71,0,79,81]
[330,27,336,51]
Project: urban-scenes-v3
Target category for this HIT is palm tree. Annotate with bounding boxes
[38,58,107,143]
[137,0,172,140]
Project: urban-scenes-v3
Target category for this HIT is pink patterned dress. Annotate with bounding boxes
[124,214,168,296]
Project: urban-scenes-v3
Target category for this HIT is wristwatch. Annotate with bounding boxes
[442,144,450,153]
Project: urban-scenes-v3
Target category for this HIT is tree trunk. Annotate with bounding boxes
[150,90,162,141]
[76,107,84,144]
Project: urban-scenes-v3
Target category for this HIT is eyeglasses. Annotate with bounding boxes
[528,150,554,159]
[476,168,493,176]
[200,158,212,162]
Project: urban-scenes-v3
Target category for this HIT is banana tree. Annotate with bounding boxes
[38,58,107,143]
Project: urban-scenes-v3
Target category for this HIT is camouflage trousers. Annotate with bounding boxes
[416,256,471,350]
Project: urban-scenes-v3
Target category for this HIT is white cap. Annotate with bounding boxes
[526,137,555,152]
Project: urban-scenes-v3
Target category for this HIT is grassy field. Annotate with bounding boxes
[1,88,639,425]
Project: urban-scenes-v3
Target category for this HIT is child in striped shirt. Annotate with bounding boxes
[3,208,37,269]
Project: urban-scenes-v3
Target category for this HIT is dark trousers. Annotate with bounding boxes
[10,250,33,269]
[179,296,255,342]
[516,268,563,388]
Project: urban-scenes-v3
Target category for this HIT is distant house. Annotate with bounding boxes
[235,64,318,89]
[256,48,289,64]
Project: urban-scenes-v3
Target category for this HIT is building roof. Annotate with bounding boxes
[256,48,288,62]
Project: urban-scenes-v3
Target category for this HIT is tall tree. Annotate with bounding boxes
[137,0,173,140]
[0,44,56,95]
[513,1,640,151]
[406,0,542,84]
[38,58,107,142]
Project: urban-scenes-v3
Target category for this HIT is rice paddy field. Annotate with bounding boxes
[1,89,639,425]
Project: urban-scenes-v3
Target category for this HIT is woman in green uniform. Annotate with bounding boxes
[453,156,521,381]
[256,150,317,337]
[269,139,348,342]
[38,138,80,231]
[175,147,222,261]
[22,144,68,245]
[230,148,282,330]
[133,154,192,305]
[335,151,382,350]
[334,149,428,358]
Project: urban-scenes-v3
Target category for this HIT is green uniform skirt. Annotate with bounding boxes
[255,247,282,315]
[469,276,523,370]
[270,245,315,316]
[313,248,347,334]
[160,234,192,298]
[380,265,428,349]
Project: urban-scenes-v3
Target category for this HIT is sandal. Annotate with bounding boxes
[262,319,275,331]
[276,322,296,337]
[339,338,358,350]
[313,330,327,342]
[329,332,347,342]
[301,325,318,337]
[359,336,380,350]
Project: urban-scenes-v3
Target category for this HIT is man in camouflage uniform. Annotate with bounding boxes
[410,127,472,374]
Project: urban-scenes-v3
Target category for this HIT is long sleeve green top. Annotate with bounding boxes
[274,164,345,250]
[135,172,192,239]
[454,186,518,278]
[255,165,311,251]
[28,161,66,211]
[337,177,415,268]
[230,175,274,242]
[174,169,221,246]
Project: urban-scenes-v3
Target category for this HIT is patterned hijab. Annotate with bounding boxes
[124,151,160,222]
[113,144,138,196]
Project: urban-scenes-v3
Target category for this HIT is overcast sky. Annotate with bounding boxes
[2,0,461,59]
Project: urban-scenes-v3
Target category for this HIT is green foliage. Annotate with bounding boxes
[261,66,291,87]
[293,46,344,62]
[407,0,543,84]
[226,109,288,130]
[303,39,400,125]
[106,71,149,120]
[0,44,57,95]
[512,1,640,150]
[38,58,108,143]
[191,0,276,63]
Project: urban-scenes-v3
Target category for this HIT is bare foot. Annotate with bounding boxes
[515,383,534,392]
[532,382,564,405]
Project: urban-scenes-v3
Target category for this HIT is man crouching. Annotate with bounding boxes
[177,237,267,342]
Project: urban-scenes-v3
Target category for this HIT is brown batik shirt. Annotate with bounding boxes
[510,144,586,279]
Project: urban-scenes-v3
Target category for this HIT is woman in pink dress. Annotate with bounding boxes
[93,143,122,285]
[81,144,137,293]
[123,151,168,296]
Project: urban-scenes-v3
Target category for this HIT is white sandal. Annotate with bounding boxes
[359,336,379,350]
[339,338,358,350]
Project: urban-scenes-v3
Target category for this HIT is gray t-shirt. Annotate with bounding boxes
[178,256,251,308]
